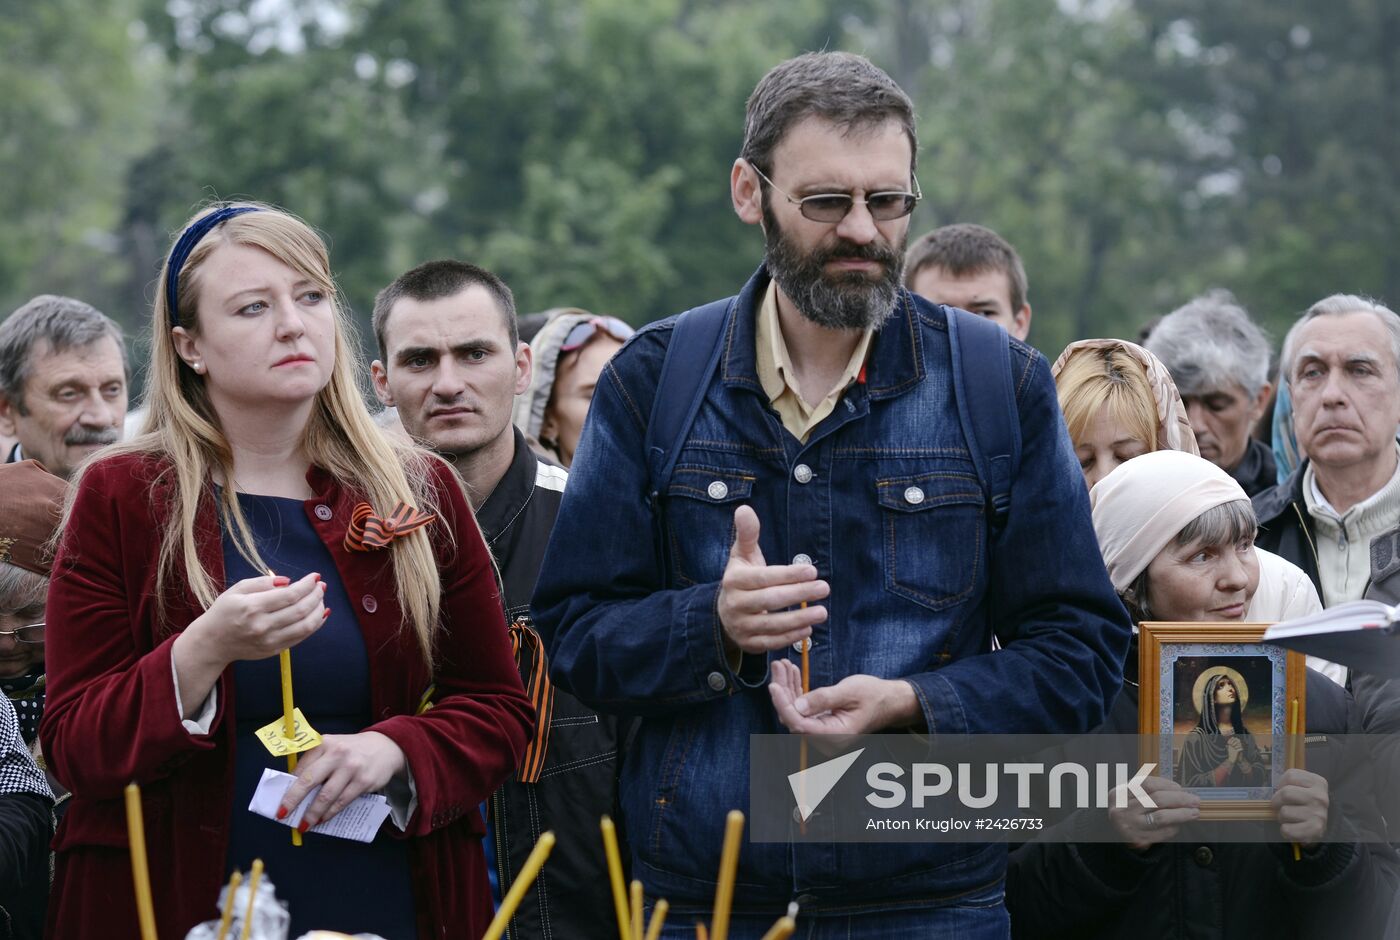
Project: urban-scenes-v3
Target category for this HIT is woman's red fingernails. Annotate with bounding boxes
[298,820,311,834]
[273,576,291,587]
[322,608,331,619]
[276,806,288,820]
[313,573,321,582]
[319,582,327,592]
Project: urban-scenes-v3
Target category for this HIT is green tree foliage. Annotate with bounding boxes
[0,0,157,322]
[1,0,1393,366]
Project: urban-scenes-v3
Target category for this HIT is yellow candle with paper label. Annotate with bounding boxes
[280,647,301,846]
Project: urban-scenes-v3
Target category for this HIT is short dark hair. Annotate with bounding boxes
[0,295,126,410]
[741,52,917,177]
[371,260,518,359]
[904,224,1028,314]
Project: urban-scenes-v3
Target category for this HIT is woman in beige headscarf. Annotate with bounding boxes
[1052,339,1197,488]
[1006,450,1385,938]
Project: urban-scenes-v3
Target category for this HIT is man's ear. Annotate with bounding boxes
[731,159,764,226]
[0,394,18,437]
[1012,304,1033,342]
[514,343,533,396]
[1250,380,1275,424]
[370,360,394,407]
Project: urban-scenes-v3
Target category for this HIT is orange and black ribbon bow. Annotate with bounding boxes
[509,619,555,784]
[344,501,436,552]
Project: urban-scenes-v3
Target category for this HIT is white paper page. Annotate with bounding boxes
[248,767,392,843]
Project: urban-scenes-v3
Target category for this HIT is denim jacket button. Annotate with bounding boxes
[903,486,925,505]
[792,553,813,566]
[793,464,813,484]
[792,637,812,652]
[707,481,729,500]
[707,671,727,691]
[313,504,333,521]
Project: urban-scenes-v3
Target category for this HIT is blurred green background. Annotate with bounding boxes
[2,0,1396,373]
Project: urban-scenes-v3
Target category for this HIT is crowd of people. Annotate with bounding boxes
[1,50,1398,940]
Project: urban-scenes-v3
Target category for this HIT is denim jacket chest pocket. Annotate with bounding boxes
[663,467,755,585]
[876,470,985,611]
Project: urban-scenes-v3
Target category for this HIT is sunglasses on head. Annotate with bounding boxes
[560,316,635,353]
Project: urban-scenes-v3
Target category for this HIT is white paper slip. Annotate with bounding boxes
[248,767,392,843]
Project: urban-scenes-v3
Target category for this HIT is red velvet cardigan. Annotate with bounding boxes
[39,453,534,940]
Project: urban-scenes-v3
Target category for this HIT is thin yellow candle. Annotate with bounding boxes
[696,925,709,940]
[279,647,302,846]
[799,629,810,695]
[643,900,669,940]
[759,917,796,940]
[482,831,556,940]
[710,810,745,940]
[630,879,644,940]
[215,870,242,940]
[123,782,159,940]
[239,858,263,940]
[1289,698,1301,861]
[600,816,632,940]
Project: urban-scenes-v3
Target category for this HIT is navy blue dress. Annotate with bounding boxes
[221,491,417,938]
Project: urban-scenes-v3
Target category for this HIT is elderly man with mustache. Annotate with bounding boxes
[0,295,128,481]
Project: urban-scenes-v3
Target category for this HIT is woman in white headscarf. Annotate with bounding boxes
[1005,450,1395,940]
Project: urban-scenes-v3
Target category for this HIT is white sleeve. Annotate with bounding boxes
[171,654,218,735]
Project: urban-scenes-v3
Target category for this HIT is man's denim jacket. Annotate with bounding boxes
[532,267,1131,912]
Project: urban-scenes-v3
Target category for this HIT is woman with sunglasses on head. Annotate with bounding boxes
[1005,450,1398,939]
[39,203,534,939]
[514,308,634,467]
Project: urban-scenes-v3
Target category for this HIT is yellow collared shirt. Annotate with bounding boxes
[753,282,873,443]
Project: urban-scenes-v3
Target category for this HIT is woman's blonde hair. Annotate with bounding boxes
[1055,345,1160,456]
[74,202,455,668]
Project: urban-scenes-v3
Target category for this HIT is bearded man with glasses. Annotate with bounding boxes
[533,52,1128,937]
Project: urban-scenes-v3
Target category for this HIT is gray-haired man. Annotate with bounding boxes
[0,296,127,480]
[1254,294,1400,611]
[1146,290,1275,495]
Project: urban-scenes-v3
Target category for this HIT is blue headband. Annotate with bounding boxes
[165,205,261,328]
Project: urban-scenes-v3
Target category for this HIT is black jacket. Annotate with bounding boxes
[477,429,622,940]
[1230,436,1279,498]
[0,697,51,940]
[1253,462,1323,596]
[1007,658,1399,939]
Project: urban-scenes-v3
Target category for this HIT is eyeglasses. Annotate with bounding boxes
[750,164,922,223]
[560,316,635,353]
[0,622,44,644]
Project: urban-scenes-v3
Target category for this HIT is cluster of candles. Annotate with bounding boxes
[125,784,797,940]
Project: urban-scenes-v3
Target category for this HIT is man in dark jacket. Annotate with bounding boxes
[1145,291,1277,496]
[1253,294,1400,615]
[371,260,620,940]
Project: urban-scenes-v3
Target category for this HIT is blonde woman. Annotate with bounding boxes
[40,204,533,939]
[1052,339,1198,487]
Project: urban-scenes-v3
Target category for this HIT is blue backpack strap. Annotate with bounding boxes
[645,297,734,508]
[945,308,1021,532]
